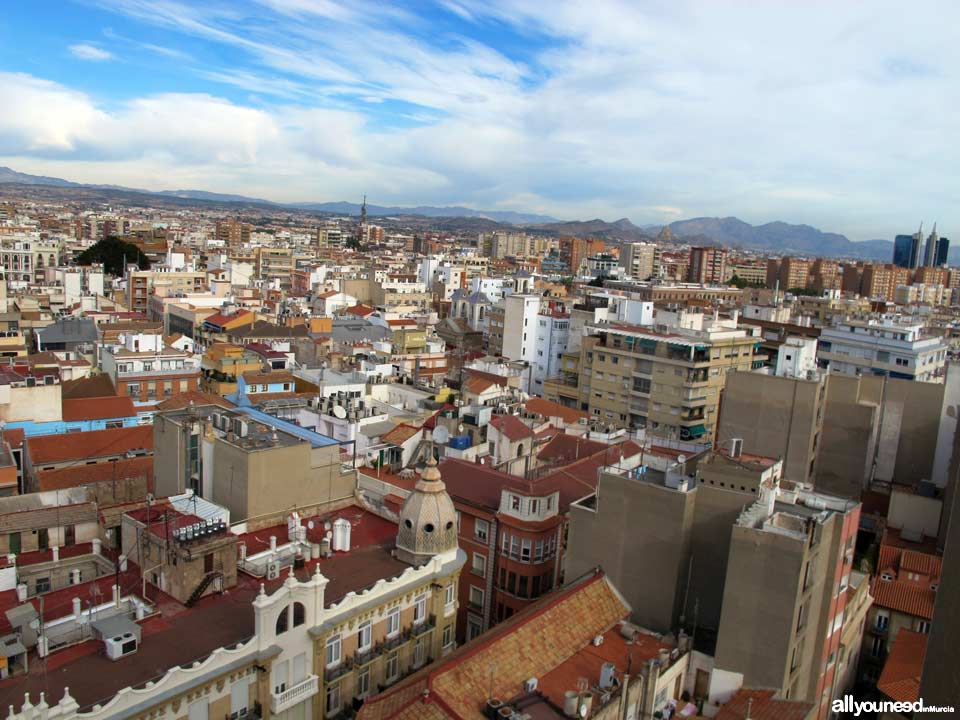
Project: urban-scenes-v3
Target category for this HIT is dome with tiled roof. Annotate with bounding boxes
[396,455,458,565]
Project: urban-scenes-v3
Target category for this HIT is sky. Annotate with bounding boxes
[0,1,956,239]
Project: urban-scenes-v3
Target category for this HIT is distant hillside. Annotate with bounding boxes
[0,166,80,187]
[529,218,651,242]
[293,201,556,224]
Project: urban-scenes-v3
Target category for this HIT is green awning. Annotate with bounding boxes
[682,424,707,439]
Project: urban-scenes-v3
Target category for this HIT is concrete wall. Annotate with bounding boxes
[888,490,942,539]
[718,371,822,484]
[566,471,696,633]
[815,374,881,499]
[688,475,757,632]
[714,525,805,693]
[153,414,188,498]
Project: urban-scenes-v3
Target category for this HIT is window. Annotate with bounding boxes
[230,678,250,715]
[358,621,372,651]
[467,617,482,641]
[529,499,539,515]
[442,624,454,650]
[521,539,531,562]
[357,667,371,698]
[35,577,51,594]
[472,553,487,578]
[518,575,528,597]
[413,593,427,625]
[385,652,400,683]
[510,535,520,559]
[875,613,889,630]
[917,620,931,634]
[275,607,289,635]
[871,636,885,657]
[273,659,289,694]
[535,539,544,562]
[511,495,521,511]
[469,586,485,611]
[326,633,342,667]
[325,681,341,715]
[293,602,305,627]
[475,519,489,542]
[188,700,208,720]
[413,637,425,668]
[445,583,455,608]
[387,606,400,637]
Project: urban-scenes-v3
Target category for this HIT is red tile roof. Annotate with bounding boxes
[344,303,376,317]
[357,571,629,720]
[537,433,607,464]
[871,580,937,620]
[36,455,153,492]
[463,375,497,395]
[715,689,814,720]
[525,397,590,425]
[61,395,137,421]
[26,425,154,466]
[381,423,422,447]
[489,414,535,442]
[877,629,927,704]
[154,391,234,410]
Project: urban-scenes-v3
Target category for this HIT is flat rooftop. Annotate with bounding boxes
[238,505,410,604]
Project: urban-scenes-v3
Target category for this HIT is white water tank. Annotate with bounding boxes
[332,517,351,552]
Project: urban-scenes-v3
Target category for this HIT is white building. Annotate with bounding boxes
[818,317,949,382]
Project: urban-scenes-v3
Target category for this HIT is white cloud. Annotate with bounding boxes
[68,43,114,61]
[10,0,958,238]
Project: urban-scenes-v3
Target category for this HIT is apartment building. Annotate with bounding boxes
[766,257,812,290]
[619,241,661,280]
[153,405,354,522]
[99,331,201,405]
[818,317,948,382]
[567,311,761,443]
[687,246,727,284]
[126,267,206,314]
[559,236,606,275]
[254,246,294,289]
[215,218,252,246]
[4,470,464,720]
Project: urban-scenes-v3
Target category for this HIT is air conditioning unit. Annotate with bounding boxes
[104,632,138,660]
[523,678,538,693]
[266,561,281,580]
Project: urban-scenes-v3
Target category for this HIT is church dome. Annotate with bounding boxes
[396,455,458,565]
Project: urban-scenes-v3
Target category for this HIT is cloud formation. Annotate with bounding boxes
[67,43,114,61]
[0,0,955,238]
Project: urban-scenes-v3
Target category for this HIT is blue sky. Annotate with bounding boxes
[0,0,956,239]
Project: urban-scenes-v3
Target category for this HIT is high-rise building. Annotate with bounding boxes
[619,241,661,280]
[923,224,940,267]
[893,232,921,269]
[935,236,950,266]
[214,218,251,247]
[687,246,727,284]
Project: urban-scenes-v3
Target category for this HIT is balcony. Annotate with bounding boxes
[354,646,379,667]
[410,615,436,638]
[378,632,410,653]
[225,702,262,720]
[271,674,319,715]
[324,659,353,682]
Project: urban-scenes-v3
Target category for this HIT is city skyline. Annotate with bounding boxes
[0,0,957,240]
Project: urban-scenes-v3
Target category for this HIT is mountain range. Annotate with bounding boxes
[0,165,927,262]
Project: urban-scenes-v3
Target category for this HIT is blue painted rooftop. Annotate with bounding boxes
[233,406,340,448]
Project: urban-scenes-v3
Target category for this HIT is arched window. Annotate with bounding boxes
[276,605,289,635]
[293,602,306,627]
[517,443,524,458]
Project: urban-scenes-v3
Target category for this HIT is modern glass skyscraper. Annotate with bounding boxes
[936,236,950,266]
[893,232,921,269]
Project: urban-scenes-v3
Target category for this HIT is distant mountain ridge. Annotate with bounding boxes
[0,167,556,224]
[0,166,938,261]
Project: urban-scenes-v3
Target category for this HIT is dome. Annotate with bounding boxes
[396,455,459,565]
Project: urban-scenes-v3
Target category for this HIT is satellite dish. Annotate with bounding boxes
[677,454,687,464]
[324,520,332,530]
[333,405,347,419]
[458,423,465,434]
[307,520,315,530]
[433,426,450,444]
[579,704,589,718]
[325,530,333,540]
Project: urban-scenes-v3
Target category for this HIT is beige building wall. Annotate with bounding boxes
[566,470,697,633]
[718,371,824,484]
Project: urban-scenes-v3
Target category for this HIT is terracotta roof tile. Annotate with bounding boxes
[62,395,137,421]
[36,456,153,492]
[488,414,535,442]
[358,571,629,720]
[525,397,590,425]
[877,629,927,704]
[381,424,422,447]
[715,689,814,720]
[155,391,234,410]
[26,426,153,466]
[871,579,937,620]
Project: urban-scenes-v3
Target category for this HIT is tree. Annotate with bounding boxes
[344,235,362,251]
[587,274,608,287]
[76,236,150,276]
[728,274,764,289]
